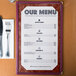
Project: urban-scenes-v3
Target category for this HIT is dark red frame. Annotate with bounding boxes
[16,1,63,75]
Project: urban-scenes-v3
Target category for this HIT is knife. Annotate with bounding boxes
[0,16,3,57]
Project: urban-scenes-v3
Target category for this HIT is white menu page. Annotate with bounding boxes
[21,6,58,70]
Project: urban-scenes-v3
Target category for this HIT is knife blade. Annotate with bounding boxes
[0,16,3,57]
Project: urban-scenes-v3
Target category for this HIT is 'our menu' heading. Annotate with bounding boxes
[24,10,57,15]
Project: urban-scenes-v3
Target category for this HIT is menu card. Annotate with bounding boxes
[16,1,63,75]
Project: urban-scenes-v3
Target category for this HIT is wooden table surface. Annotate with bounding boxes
[0,0,76,76]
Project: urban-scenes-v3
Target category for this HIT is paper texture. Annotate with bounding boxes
[0,19,14,59]
[21,6,58,70]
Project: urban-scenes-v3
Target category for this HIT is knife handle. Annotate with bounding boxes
[0,35,3,57]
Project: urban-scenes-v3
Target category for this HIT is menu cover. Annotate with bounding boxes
[16,1,63,75]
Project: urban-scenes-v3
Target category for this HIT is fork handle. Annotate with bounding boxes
[6,34,9,56]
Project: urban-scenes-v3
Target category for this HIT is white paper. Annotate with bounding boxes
[0,19,14,59]
[21,6,58,70]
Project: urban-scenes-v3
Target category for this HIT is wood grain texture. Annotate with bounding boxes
[17,1,62,74]
[0,0,76,76]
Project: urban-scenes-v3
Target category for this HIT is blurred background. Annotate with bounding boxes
[0,0,76,76]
